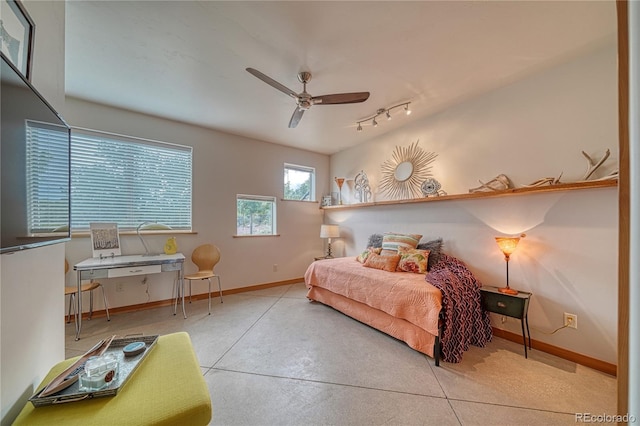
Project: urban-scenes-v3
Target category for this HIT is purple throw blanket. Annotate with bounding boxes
[426,254,492,363]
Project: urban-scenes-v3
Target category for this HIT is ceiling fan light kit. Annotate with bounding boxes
[246,67,370,128]
[356,102,412,132]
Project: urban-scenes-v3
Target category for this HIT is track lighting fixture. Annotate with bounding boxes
[355,102,412,132]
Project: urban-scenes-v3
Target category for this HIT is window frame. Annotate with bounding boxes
[235,194,278,236]
[283,163,316,202]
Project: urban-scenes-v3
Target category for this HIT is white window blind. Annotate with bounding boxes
[70,129,192,230]
[26,120,70,233]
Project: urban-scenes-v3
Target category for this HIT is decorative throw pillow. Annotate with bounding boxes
[356,247,382,264]
[380,232,422,256]
[363,252,401,272]
[397,247,430,274]
[367,233,384,248]
[416,238,443,270]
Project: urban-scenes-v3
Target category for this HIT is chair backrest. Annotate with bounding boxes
[191,244,221,272]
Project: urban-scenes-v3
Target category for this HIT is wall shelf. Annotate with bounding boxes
[322,179,618,210]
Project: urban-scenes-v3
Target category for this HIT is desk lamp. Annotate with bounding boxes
[495,234,526,295]
[320,225,340,258]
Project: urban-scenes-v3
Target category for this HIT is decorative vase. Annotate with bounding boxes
[164,237,177,255]
[334,177,345,205]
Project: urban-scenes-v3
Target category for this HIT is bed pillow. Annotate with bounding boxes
[363,252,401,272]
[380,232,422,256]
[367,233,384,248]
[416,238,443,270]
[396,247,430,274]
[356,247,382,264]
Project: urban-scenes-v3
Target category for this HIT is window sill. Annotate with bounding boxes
[71,230,197,238]
[233,234,281,238]
[281,199,318,204]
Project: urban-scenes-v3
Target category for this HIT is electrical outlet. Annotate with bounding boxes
[564,312,578,329]
[116,282,124,292]
[273,264,278,272]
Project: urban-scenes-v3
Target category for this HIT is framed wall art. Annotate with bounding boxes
[90,222,121,258]
[1,0,34,80]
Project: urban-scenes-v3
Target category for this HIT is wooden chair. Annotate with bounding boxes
[64,259,110,323]
[184,244,223,314]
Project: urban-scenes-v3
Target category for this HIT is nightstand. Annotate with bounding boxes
[480,285,532,358]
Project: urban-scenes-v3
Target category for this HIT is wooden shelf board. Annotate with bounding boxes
[322,179,618,210]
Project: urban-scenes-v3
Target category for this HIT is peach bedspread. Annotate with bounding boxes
[304,257,442,357]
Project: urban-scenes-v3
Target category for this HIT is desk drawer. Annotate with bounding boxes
[161,262,182,272]
[481,291,526,319]
[108,264,162,278]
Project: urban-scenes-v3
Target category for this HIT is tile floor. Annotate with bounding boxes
[66,282,617,426]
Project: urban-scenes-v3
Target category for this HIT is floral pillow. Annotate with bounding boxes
[356,247,382,264]
[380,232,422,256]
[396,247,430,274]
[363,252,401,272]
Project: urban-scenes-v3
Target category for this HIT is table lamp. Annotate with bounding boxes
[320,225,340,258]
[495,234,526,295]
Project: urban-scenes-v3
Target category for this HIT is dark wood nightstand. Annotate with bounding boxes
[480,286,532,358]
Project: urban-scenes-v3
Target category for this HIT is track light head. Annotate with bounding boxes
[405,104,411,115]
[386,110,392,120]
[357,123,362,132]
[372,118,378,127]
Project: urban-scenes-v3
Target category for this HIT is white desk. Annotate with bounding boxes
[73,253,186,340]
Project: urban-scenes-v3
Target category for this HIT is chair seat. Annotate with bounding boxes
[64,282,101,295]
[184,271,216,280]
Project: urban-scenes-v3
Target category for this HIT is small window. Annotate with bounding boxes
[284,163,315,201]
[236,195,277,236]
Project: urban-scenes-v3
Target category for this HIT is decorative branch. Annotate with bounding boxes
[581,149,611,181]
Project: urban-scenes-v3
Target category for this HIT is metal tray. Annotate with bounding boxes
[29,335,158,407]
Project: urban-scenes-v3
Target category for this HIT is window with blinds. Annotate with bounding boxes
[70,129,193,231]
[26,120,70,234]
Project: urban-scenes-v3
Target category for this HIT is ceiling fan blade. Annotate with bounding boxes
[246,68,298,99]
[312,92,370,105]
[288,107,305,128]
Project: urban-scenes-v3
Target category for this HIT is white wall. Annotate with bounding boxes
[0,1,66,424]
[62,99,329,310]
[326,41,619,364]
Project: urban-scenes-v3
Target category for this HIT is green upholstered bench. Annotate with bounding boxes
[13,332,212,425]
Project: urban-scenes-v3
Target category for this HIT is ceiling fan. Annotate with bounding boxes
[246,67,370,128]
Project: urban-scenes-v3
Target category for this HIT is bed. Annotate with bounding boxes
[304,250,492,365]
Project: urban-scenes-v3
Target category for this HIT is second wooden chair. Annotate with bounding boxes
[184,244,223,315]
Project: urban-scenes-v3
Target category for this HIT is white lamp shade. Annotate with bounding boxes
[320,225,340,239]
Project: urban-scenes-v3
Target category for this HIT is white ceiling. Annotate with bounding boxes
[65,1,616,155]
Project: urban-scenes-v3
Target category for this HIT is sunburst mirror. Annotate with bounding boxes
[380,141,437,199]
